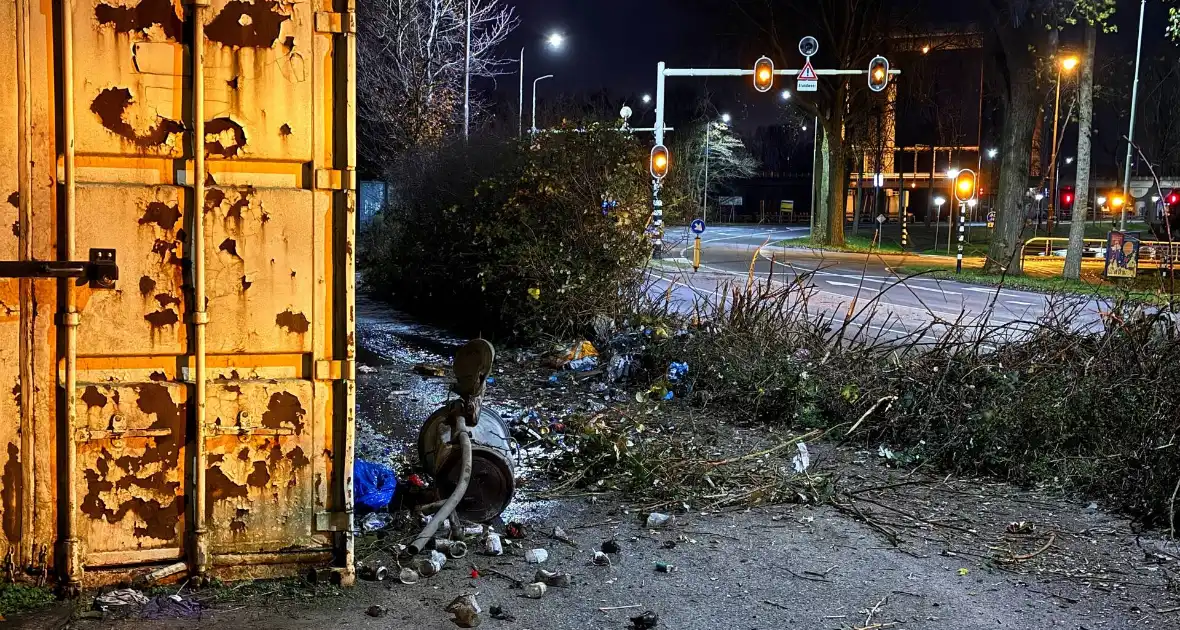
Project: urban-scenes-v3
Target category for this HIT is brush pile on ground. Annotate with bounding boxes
[634,277,1180,527]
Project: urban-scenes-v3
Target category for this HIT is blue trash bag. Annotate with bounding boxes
[355,460,398,511]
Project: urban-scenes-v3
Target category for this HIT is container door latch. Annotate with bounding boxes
[0,248,119,289]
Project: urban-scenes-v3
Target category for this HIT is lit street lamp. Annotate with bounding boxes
[933,196,947,250]
[987,148,998,159]
[519,33,565,137]
[780,90,791,101]
[642,94,652,104]
[721,113,731,124]
[1047,55,1079,235]
[531,74,554,134]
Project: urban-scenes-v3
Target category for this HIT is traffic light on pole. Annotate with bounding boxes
[868,56,890,92]
[953,169,977,202]
[754,56,774,93]
[1166,190,1180,207]
[1060,186,1075,212]
[650,145,670,179]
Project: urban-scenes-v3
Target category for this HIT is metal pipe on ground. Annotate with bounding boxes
[407,424,473,555]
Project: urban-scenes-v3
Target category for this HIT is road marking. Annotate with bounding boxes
[1006,300,1036,307]
[904,284,961,296]
[826,280,880,292]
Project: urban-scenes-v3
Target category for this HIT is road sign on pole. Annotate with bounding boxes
[797,59,818,92]
[690,219,706,234]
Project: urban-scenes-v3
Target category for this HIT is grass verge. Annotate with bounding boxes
[896,264,1173,305]
[776,234,904,254]
[0,584,55,617]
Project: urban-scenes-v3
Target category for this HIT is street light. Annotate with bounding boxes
[1065,156,1074,165]
[987,148,998,159]
[720,113,731,124]
[1047,54,1079,235]
[518,33,565,137]
[780,89,791,101]
[1097,196,1107,207]
[946,168,959,179]
[933,196,947,250]
[642,94,652,104]
[530,74,554,134]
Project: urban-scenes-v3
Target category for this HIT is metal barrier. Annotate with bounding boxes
[1020,236,1180,272]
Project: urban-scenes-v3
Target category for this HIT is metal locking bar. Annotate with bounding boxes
[0,248,118,289]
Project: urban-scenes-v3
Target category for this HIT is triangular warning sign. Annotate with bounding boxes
[799,60,817,81]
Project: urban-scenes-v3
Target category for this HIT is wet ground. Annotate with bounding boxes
[69,294,1180,629]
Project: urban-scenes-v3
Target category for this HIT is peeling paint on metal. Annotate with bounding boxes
[206,0,291,48]
[246,461,270,488]
[218,238,240,259]
[205,465,248,521]
[6,192,16,208]
[205,118,247,158]
[144,308,180,328]
[261,391,306,434]
[2,443,22,544]
[138,201,181,231]
[95,0,184,42]
[139,276,157,296]
[149,371,167,382]
[81,386,108,409]
[90,87,185,149]
[241,276,252,291]
[275,310,309,334]
[279,123,292,136]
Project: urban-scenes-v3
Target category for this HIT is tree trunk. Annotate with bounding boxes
[1064,26,1096,280]
[813,124,831,244]
[826,132,847,246]
[983,67,1040,275]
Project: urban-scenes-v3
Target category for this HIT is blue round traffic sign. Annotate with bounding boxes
[690,219,706,234]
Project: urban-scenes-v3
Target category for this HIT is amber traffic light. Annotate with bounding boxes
[953,169,977,202]
[650,144,670,179]
[868,56,890,92]
[753,56,774,93]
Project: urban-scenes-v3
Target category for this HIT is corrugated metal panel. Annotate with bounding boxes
[0,0,355,587]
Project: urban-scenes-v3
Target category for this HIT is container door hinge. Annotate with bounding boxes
[314,168,357,191]
[315,11,356,34]
[315,511,352,532]
[314,360,355,381]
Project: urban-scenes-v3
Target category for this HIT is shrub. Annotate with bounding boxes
[361,127,653,340]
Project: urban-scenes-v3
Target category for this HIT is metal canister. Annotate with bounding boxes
[418,405,516,522]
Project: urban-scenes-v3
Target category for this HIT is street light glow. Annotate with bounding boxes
[946,168,959,178]
[642,94,651,104]
[780,89,791,100]
[801,124,807,131]
[1061,56,1079,71]
[546,32,565,49]
[1110,195,1125,209]
[1035,193,1045,201]
[987,148,998,159]
[934,196,946,206]
[721,113,731,123]
[921,45,930,54]
[1065,156,1074,165]
[1097,196,1107,206]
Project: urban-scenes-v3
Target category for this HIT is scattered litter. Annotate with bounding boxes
[654,562,676,573]
[470,568,480,578]
[593,551,613,566]
[359,564,388,581]
[417,550,447,577]
[1006,521,1035,534]
[358,364,378,374]
[505,522,527,539]
[414,363,448,377]
[523,582,548,599]
[667,362,688,382]
[436,539,468,559]
[551,526,573,545]
[660,541,676,550]
[590,382,609,393]
[360,512,394,533]
[534,569,572,587]
[490,605,516,621]
[524,549,548,564]
[464,525,486,537]
[354,460,397,510]
[568,356,598,371]
[446,594,481,628]
[483,533,504,556]
[630,610,659,629]
[645,513,674,529]
[95,588,150,610]
[662,390,674,401]
[399,567,420,584]
[957,568,970,576]
[601,540,621,554]
[546,341,598,369]
[141,594,203,620]
[791,442,811,473]
[486,377,495,385]
[608,355,636,381]
[366,605,388,618]
[1086,501,1099,511]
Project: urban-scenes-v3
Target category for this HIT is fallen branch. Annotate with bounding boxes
[1000,531,1057,563]
[846,396,898,436]
[706,429,822,467]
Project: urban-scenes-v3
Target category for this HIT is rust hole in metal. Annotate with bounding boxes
[139,201,181,231]
[139,276,157,296]
[279,123,292,136]
[205,118,247,158]
[91,87,185,149]
[144,308,179,328]
[261,391,306,434]
[206,0,291,48]
[154,293,181,310]
[218,238,241,259]
[2,443,22,544]
[247,461,271,488]
[275,310,309,334]
[81,386,108,409]
[95,0,184,42]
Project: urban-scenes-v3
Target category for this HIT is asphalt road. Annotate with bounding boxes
[651,225,1104,343]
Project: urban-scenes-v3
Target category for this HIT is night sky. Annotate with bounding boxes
[490,0,1174,179]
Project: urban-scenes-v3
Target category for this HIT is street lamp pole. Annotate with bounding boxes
[1046,63,1066,236]
[1120,0,1147,231]
[463,0,471,140]
[531,74,554,134]
[518,47,524,138]
[703,123,711,224]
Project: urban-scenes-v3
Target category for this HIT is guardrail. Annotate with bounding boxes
[1020,236,1180,272]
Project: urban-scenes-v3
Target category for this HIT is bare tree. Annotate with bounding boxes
[358,0,518,175]
[1063,25,1096,280]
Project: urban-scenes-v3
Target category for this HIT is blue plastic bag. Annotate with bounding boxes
[355,459,398,510]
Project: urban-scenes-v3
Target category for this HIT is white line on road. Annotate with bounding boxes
[826,280,880,292]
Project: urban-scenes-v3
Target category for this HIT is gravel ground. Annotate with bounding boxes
[62,294,1180,630]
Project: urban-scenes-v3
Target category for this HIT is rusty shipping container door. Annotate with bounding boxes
[0,0,357,587]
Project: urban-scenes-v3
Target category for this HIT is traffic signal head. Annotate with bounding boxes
[754,56,774,93]
[1166,190,1180,206]
[868,56,890,92]
[1060,186,1074,210]
[650,144,670,179]
[953,169,976,202]
[1110,195,1125,209]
